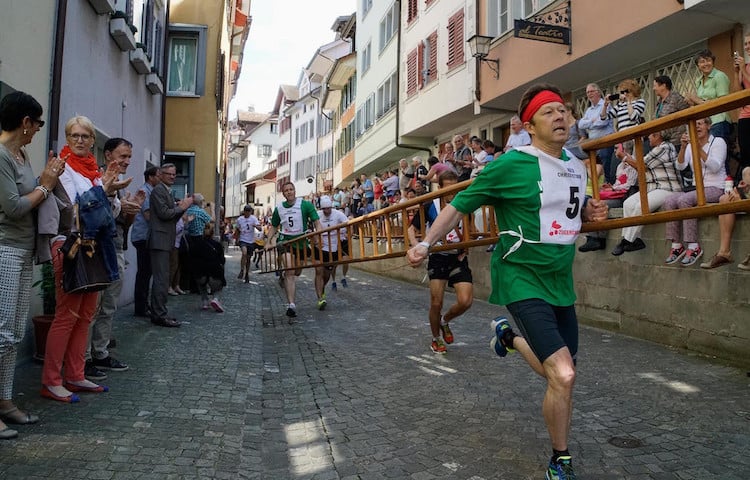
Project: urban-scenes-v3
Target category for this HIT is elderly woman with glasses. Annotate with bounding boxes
[41,115,131,403]
[0,92,65,438]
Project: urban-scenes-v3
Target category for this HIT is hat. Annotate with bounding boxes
[319,196,333,208]
[243,204,253,212]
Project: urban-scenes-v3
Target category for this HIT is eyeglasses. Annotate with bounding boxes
[68,133,92,142]
[32,118,45,128]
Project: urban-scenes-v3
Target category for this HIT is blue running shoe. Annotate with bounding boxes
[331,281,337,291]
[545,456,577,480]
[341,278,348,288]
[489,316,515,357]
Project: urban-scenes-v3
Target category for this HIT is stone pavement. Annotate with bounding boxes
[1,250,749,480]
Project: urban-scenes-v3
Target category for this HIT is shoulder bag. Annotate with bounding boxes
[59,204,112,294]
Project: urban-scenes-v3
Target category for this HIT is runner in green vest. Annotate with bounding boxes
[407,84,609,480]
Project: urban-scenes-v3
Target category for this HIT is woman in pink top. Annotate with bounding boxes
[421,156,455,186]
[734,33,750,174]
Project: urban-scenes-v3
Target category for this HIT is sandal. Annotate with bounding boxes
[0,407,39,425]
[0,425,18,440]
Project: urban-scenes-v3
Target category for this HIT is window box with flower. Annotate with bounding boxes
[109,11,136,51]
[130,43,151,74]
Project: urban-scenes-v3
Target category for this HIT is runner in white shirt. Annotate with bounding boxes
[235,205,260,282]
[313,196,349,308]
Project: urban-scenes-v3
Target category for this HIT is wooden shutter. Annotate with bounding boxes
[407,0,418,24]
[417,41,425,90]
[446,9,465,70]
[428,31,438,82]
[407,48,418,96]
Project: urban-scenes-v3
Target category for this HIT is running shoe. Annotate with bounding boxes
[490,316,516,357]
[341,278,348,288]
[665,245,686,265]
[237,271,244,280]
[244,274,250,283]
[545,456,577,480]
[286,304,297,318]
[680,246,703,266]
[317,296,327,311]
[430,338,447,354]
[331,281,337,291]
[440,322,454,344]
[210,298,224,313]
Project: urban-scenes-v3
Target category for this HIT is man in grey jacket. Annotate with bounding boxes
[148,164,192,327]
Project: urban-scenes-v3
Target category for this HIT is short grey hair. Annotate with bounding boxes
[192,193,205,207]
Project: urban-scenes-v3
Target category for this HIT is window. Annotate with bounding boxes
[295,127,299,145]
[341,76,356,111]
[379,4,398,53]
[163,152,194,198]
[488,0,510,37]
[406,48,418,97]
[488,0,554,37]
[423,31,438,85]
[270,122,278,134]
[362,0,373,17]
[355,94,375,138]
[167,24,208,96]
[407,0,418,24]
[377,72,398,118]
[361,42,371,74]
[446,9,465,70]
[257,145,272,157]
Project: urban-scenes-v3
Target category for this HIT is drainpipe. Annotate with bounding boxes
[394,0,432,157]
[160,0,171,160]
[48,0,67,154]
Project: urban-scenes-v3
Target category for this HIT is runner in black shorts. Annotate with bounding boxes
[407,171,474,354]
[312,196,349,309]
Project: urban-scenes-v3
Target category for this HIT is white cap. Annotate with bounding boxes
[319,196,333,208]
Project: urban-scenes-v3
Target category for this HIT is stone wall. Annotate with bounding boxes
[354,215,750,368]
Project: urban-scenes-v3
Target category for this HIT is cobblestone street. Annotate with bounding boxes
[1,251,748,479]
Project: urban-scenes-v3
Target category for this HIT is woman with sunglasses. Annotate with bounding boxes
[600,78,647,183]
[0,91,65,438]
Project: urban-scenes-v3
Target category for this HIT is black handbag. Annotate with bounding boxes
[59,205,111,294]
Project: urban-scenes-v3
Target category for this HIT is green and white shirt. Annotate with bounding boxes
[450,146,587,306]
[271,197,319,244]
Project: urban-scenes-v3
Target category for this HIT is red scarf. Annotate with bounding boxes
[60,145,101,183]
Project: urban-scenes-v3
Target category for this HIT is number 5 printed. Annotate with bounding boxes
[566,186,580,219]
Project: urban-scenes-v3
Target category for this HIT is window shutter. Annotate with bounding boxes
[417,41,425,90]
[428,31,438,82]
[407,48,418,96]
[408,0,418,23]
[446,10,465,69]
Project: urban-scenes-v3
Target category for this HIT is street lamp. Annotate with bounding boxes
[467,34,499,79]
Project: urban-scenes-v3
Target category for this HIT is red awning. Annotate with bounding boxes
[235,8,247,27]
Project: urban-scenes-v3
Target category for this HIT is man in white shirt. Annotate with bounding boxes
[504,115,532,152]
[313,196,349,309]
[235,204,260,282]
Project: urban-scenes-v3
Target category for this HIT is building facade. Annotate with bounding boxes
[164,0,250,216]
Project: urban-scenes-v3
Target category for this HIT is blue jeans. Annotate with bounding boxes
[77,186,119,282]
[596,146,615,184]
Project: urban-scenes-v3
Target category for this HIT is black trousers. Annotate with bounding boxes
[133,240,151,315]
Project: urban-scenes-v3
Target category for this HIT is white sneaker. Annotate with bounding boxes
[168,288,179,296]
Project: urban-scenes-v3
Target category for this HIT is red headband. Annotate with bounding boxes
[520,90,565,123]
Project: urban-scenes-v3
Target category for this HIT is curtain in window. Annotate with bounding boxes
[168,37,197,93]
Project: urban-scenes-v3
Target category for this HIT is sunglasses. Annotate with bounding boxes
[31,118,45,128]
[620,90,630,94]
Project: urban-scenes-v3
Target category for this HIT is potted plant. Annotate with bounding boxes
[31,262,55,362]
